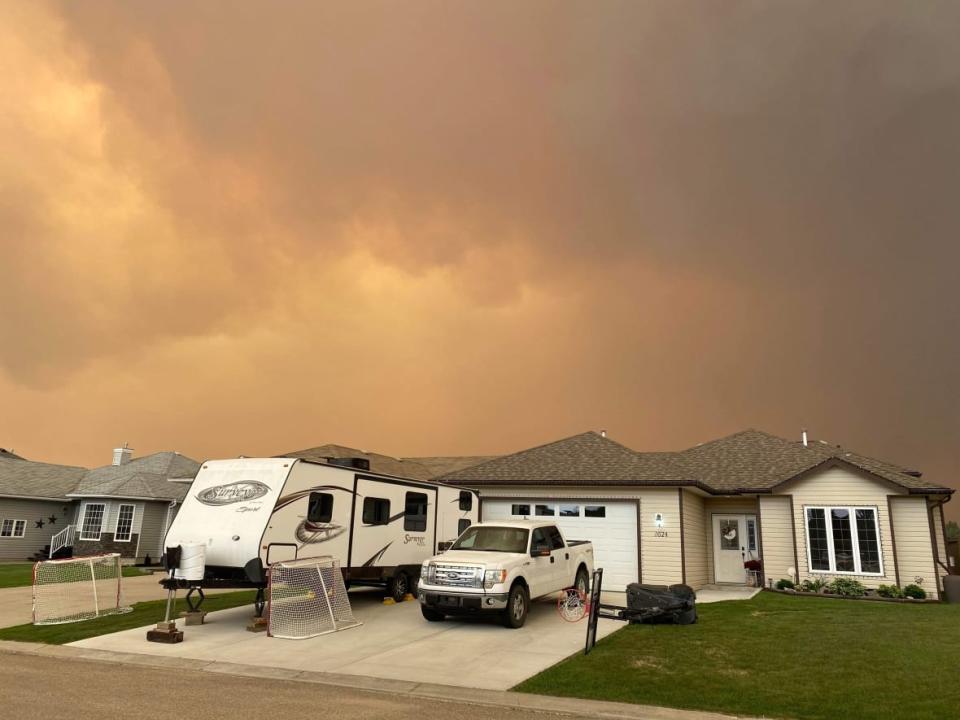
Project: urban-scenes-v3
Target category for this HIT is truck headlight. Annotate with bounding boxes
[484,569,507,589]
[421,562,435,584]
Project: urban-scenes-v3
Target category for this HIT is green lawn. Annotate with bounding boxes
[516,591,960,720]
[0,563,148,589]
[0,590,256,644]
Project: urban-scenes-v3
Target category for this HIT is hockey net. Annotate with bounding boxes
[32,553,132,625]
[268,556,361,639]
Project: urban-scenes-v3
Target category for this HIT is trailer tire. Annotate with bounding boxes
[388,572,409,603]
[421,606,445,622]
[501,583,529,629]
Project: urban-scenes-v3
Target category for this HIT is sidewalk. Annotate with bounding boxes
[0,639,751,720]
[0,574,230,628]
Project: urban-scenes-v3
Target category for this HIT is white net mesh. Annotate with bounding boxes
[32,554,132,625]
[268,556,361,639]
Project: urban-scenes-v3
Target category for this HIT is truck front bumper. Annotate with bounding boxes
[418,588,510,612]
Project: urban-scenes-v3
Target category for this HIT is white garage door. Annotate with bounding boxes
[482,499,638,591]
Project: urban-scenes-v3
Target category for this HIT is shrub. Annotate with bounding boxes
[826,578,866,597]
[876,584,903,599]
[799,577,828,593]
[903,584,927,600]
[775,579,795,590]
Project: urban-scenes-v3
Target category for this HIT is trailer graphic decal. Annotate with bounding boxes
[197,481,271,505]
[362,542,393,567]
[296,520,346,544]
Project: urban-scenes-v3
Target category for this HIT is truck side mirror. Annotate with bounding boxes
[531,544,551,557]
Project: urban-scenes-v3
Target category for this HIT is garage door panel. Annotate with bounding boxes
[482,499,638,591]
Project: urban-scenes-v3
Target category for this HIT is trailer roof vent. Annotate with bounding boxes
[325,457,370,471]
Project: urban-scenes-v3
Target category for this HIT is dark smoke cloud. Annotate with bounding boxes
[1,1,957,516]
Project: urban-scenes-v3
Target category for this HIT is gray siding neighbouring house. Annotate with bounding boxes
[138,500,174,562]
[0,498,72,561]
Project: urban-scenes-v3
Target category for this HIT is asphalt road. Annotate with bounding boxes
[0,652,575,720]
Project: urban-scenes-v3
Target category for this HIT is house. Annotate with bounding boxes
[0,446,199,563]
[438,430,954,599]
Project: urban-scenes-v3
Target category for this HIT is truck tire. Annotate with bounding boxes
[502,583,529,629]
[421,606,445,622]
[388,572,409,603]
[574,566,590,595]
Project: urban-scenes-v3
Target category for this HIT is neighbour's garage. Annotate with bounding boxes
[482,499,639,590]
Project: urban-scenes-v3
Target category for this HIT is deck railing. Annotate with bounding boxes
[48,524,75,558]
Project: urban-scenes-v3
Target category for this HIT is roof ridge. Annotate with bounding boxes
[681,428,763,453]
[435,431,604,479]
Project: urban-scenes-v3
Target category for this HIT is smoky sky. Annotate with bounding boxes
[1,1,958,517]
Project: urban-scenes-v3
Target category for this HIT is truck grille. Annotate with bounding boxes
[431,564,483,589]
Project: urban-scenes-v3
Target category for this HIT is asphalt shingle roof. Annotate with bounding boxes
[70,452,200,501]
[437,432,695,486]
[438,429,952,495]
[0,457,88,499]
[280,444,494,481]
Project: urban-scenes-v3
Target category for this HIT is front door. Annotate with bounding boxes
[713,515,756,583]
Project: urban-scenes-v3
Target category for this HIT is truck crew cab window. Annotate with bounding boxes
[404,492,428,532]
[308,492,334,523]
[363,497,390,525]
[546,526,565,549]
[531,527,549,551]
[459,491,473,511]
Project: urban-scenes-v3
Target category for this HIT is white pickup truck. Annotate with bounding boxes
[417,520,594,628]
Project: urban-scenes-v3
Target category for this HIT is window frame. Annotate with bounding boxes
[80,502,107,541]
[803,505,884,577]
[584,505,606,518]
[1,519,26,538]
[511,504,531,516]
[403,491,428,533]
[113,503,136,542]
[534,504,555,517]
[458,491,473,512]
[362,497,390,526]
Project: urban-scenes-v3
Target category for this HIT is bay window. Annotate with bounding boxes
[804,506,883,575]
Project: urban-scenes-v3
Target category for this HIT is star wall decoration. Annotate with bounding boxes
[35,519,45,529]
[48,516,57,524]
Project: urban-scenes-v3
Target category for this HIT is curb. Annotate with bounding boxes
[0,639,745,720]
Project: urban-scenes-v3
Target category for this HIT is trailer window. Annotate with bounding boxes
[363,497,390,525]
[404,492,428,532]
[459,491,473,511]
[458,518,471,534]
[308,492,334,523]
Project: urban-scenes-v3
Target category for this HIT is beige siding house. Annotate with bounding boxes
[0,448,198,564]
[440,429,954,600]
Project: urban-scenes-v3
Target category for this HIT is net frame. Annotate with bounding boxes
[32,553,132,625]
[267,555,362,640]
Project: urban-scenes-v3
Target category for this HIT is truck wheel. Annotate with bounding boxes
[421,606,445,622]
[502,584,529,629]
[388,572,409,603]
[574,566,590,595]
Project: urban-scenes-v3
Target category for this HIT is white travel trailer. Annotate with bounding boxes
[163,457,479,603]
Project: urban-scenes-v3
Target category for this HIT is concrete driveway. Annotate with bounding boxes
[71,588,621,690]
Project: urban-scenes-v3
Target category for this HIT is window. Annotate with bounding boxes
[458,518,471,535]
[362,497,390,525]
[546,525,565,549]
[559,505,580,517]
[114,504,135,542]
[307,492,334,523]
[404,492,428,532]
[535,504,555,516]
[746,518,757,552]
[531,527,549,550]
[584,505,606,518]
[459,491,473,511]
[80,503,106,540]
[511,504,530,516]
[805,506,883,575]
[1,519,26,538]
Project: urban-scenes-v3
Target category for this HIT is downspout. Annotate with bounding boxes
[160,500,178,561]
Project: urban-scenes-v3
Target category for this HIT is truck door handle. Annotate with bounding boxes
[565,553,569,560]
[550,557,555,564]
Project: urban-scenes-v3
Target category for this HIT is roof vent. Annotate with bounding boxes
[801,429,808,447]
[600,429,607,438]
[112,443,133,466]
[325,457,371,471]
